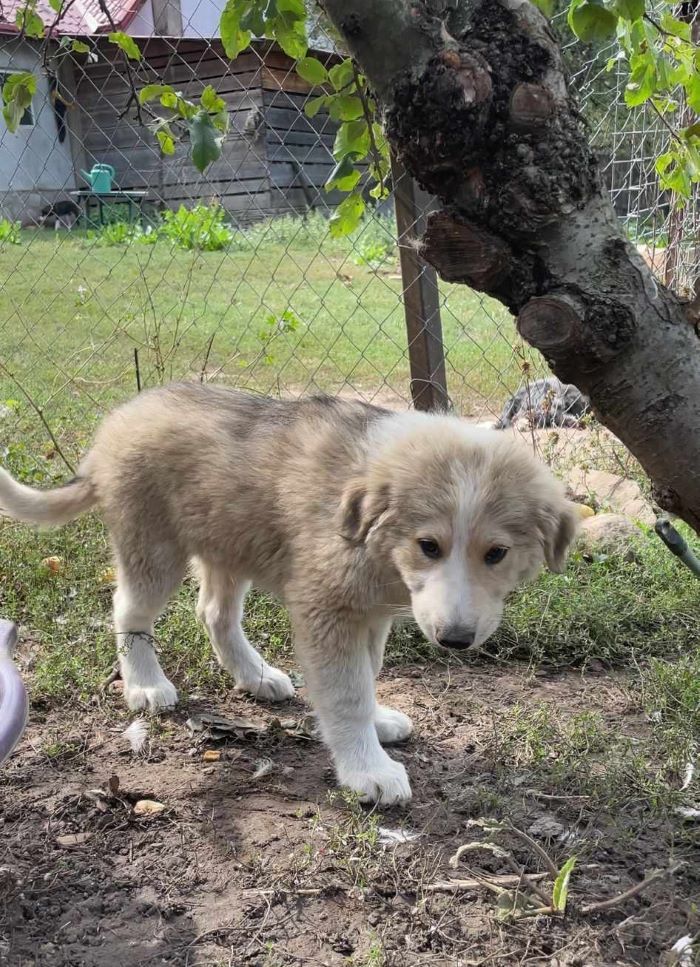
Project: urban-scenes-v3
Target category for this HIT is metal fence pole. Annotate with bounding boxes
[391,155,449,411]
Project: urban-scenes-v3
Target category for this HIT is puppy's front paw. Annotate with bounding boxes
[375,705,413,745]
[337,753,412,805]
[124,677,178,712]
[235,662,295,702]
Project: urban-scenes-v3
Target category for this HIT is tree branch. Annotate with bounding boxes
[322,0,700,533]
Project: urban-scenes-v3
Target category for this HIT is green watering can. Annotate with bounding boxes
[80,163,115,193]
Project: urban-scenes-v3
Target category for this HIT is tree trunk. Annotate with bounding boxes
[322,0,700,533]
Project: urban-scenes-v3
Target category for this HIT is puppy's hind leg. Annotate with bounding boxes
[196,563,294,702]
[113,570,182,713]
[368,619,413,745]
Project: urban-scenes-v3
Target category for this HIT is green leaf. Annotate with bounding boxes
[15,5,45,38]
[189,110,224,172]
[2,72,36,132]
[240,2,266,34]
[139,84,170,104]
[220,0,252,59]
[329,192,365,238]
[325,155,362,192]
[495,890,531,922]
[277,0,305,14]
[328,95,364,122]
[568,1,618,43]
[161,89,180,109]
[156,127,175,156]
[296,56,328,86]
[333,118,370,161]
[656,149,692,198]
[108,31,141,61]
[659,13,691,41]
[201,84,225,113]
[304,94,328,118]
[48,0,62,11]
[71,39,90,53]
[552,856,577,913]
[686,73,700,114]
[613,0,643,22]
[274,21,307,59]
[624,51,656,107]
[328,58,355,92]
[531,0,555,16]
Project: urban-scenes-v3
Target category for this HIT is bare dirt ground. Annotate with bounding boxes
[1,661,697,967]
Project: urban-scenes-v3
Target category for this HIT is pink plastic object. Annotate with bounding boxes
[0,620,28,766]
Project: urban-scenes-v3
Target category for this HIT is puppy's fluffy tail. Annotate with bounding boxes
[0,468,96,526]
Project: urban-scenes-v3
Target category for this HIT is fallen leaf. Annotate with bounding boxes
[133,799,166,816]
[186,712,264,740]
[56,832,93,847]
[99,566,117,585]
[108,774,120,796]
[203,749,222,762]
[41,556,64,574]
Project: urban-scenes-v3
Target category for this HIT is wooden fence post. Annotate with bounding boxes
[391,155,449,411]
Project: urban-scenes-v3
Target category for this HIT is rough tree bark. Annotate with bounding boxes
[322,0,700,533]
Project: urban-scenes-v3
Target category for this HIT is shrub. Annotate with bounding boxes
[159,203,236,251]
[0,217,21,245]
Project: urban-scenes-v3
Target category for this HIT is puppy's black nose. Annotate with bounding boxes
[437,629,475,650]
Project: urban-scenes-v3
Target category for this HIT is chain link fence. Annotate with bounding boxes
[0,4,697,500]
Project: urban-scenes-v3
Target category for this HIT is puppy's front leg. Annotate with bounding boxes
[293,611,411,805]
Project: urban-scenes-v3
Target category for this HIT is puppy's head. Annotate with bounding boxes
[340,416,578,651]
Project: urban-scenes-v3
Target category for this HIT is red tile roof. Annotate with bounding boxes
[0,0,145,35]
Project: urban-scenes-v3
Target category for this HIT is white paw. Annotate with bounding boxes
[124,677,178,712]
[235,663,295,702]
[375,706,413,745]
[337,753,412,805]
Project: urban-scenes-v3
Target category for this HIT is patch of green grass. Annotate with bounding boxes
[490,529,700,667]
[0,212,522,473]
[311,791,382,889]
[492,701,690,813]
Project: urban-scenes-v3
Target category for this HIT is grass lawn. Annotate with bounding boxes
[1,211,699,966]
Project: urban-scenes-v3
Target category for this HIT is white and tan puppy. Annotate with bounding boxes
[0,385,578,804]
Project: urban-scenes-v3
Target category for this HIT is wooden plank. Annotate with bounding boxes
[390,154,448,411]
[263,106,332,136]
[267,142,334,166]
[261,66,313,95]
[158,177,270,200]
[269,162,334,189]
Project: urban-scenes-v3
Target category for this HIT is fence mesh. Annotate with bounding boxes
[0,4,697,501]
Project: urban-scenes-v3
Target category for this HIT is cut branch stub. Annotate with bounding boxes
[517,295,583,359]
[509,83,554,130]
[420,210,514,294]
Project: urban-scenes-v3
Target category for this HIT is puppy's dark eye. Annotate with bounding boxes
[485,546,508,565]
[418,539,441,560]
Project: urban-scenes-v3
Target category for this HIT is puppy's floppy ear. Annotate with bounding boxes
[338,478,390,544]
[539,499,580,573]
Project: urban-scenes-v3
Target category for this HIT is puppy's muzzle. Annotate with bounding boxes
[436,627,475,650]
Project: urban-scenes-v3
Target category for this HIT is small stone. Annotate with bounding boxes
[566,469,654,524]
[578,513,642,561]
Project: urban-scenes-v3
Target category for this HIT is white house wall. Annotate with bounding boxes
[179,0,222,38]
[128,0,156,36]
[0,38,77,221]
